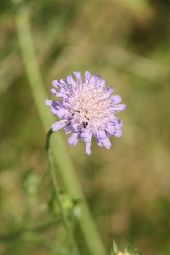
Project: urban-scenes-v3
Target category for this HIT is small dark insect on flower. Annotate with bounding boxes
[82,121,88,128]
[45,71,126,155]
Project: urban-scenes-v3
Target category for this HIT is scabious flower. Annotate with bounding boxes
[45,71,126,155]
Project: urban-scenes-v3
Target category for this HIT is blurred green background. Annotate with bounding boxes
[0,0,170,255]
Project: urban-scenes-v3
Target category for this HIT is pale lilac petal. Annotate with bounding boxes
[97,130,106,139]
[60,87,67,93]
[85,71,91,80]
[50,88,57,95]
[115,120,123,129]
[98,79,106,88]
[52,120,66,131]
[57,92,68,98]
[64,123,72,134]
[70,122,79,131]
[114,129,122,137]
[66,75,73,84]
[55,108,70,118]
[94,75,102,86]
[45,99,52,106]
[68,133,78,145]
[107,118,123,135]
[52,80,60,88]
[106,88,113,95]
[50,107,58,115]
[106,125,115,135]
[50,101,61,115]
[112,95,121,104]
[103,90,113,99]
[108,118,122,128]
[60,79,66,84]
[73,71,82,84]
[51,101,61,109]
[97,139,103,147]
[103,137,112,149]
[51,89,67,98]
[86,142,91,155]
[88,75,96,88]
[62,101,71,107]
[81,131,92,143]
[113,104,126,111]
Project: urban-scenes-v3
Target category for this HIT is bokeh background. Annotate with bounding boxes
[0,0,170,255]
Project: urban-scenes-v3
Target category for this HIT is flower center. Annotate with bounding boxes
[70,85,112,131]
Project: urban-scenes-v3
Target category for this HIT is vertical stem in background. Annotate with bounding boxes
[15,3,107,255]
[46,129,79,255]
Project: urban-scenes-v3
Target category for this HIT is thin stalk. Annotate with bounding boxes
[46,129,79,255]
[15,3,106,255]
[24,234,69,255]
[0,218,60,242]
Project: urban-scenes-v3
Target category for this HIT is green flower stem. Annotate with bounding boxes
[15,3,106,255]
[47,129,79,255]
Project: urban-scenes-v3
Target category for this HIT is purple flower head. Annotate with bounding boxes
[45,71,126,155]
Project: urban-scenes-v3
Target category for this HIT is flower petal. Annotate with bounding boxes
[64,123,72,134]
[98,79,106,88]
[86,142,91,155]
[114,129,122,137]
[85,71,91,80]
[45,99,52,106]
[73,71,82,84]
[50,107,58,115]
[81,131,92,143]
[51,88,67,98]
[52,120,66,131]
[112,95,121,104]
[67,75,76,87]
[113,104,126,111]
[103,137,112,149]
[52,80,60,88]
[68,133,78,146]
[88,75,97,88]
[55,109,70,118]
[106,87,113,95]
[96,140,103,147]
[97,130,106,139]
